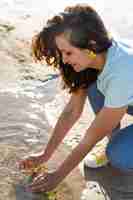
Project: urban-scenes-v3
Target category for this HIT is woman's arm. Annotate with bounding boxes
[57,106,127,178]
[42,89,87,162]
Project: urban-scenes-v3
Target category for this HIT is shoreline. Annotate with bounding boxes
[1,14,133,200]
[0,17,86,200]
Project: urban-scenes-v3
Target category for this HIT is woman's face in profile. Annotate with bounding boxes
[55,34,97,72]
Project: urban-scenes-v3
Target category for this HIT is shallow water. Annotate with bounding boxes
[1,1,133,199]
[0,79,59,147]
[0,78,90,200]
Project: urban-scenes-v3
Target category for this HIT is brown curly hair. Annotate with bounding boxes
[32,4,112,93]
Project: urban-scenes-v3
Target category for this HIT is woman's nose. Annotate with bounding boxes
[63,55,69,64]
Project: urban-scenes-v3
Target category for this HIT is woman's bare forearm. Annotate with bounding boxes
[56,106,126,179]
[42,102,81,162]
[41,89,87,162]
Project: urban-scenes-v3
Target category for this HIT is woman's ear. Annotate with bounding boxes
[89,40,96,45]
[84,48,96,59]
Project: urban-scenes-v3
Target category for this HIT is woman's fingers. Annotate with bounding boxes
[19,158,35,170]
[28,173,54,192]
[28,175,47,192]
[27,172,59,193]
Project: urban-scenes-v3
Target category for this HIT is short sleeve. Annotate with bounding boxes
[104,77,133,108]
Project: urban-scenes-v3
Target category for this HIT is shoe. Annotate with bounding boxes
[84,137,109,168]
[81,181,107,200]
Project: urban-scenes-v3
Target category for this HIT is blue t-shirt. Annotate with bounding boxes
[97,38,133,108]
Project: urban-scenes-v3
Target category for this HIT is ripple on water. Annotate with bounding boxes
[0,79,87,200]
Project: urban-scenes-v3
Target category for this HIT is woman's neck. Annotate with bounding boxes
[92,52,107,72]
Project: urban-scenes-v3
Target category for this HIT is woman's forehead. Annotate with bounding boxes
[55,35,74,51]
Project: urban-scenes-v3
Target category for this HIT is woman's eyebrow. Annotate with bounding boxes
[59,48,68,52]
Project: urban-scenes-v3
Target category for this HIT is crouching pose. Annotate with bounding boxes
[20,4,133,192]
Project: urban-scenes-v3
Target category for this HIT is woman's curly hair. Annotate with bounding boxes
[32,4,112,93]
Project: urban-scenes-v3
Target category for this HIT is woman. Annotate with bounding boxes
[20,4,133,192]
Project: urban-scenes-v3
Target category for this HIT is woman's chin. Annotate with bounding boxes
[73,66,82,72]
[74,67,87,73]
[75,69,81,72]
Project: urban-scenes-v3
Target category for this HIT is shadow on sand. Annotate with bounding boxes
[15,184,40,200]
[83,163,133,200]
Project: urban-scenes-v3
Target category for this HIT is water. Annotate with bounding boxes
[0,78,88,200]
[0,0,133,199]
[0,78,63,199]
[0,79,58,146]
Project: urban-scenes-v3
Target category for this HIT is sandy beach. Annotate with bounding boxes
[1,1,133,199]
[0,16,88,200]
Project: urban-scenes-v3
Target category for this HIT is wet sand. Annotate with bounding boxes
[1,16,133,200]
[0,18,86,200]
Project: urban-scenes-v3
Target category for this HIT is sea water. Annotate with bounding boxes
[0,1,133,199]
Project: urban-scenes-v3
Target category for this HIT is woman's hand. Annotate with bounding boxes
[19,152,46,171]
[27,171,61,192]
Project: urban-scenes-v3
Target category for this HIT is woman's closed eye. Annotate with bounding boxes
[66,51,72,56]
[62,51,72,57]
